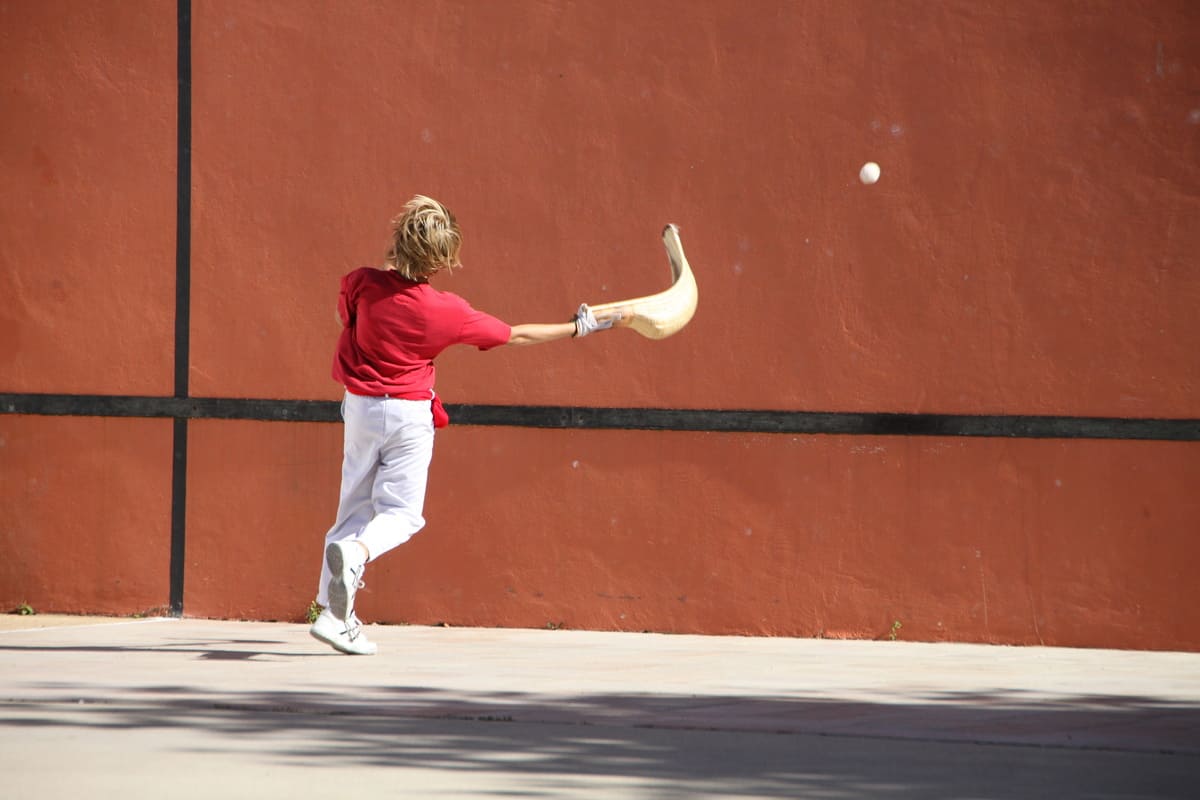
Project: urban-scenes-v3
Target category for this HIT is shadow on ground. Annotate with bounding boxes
[3,687,1200,795]
[3,637,1200,798]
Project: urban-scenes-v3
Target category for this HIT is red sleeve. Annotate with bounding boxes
[457,307,512,350]
[337,269,364,326]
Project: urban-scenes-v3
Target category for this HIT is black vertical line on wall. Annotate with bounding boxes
[169,0,192,617]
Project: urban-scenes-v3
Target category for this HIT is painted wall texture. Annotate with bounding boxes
[2,1,1198,650]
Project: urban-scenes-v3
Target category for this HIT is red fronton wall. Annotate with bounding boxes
[2,1,1198,650]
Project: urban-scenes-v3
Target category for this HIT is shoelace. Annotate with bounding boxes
[346,564,367,618]
[343,615,366,641]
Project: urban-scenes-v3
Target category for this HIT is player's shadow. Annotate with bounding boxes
[0,639,340,660]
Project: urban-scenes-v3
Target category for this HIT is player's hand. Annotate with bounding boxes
[574,304,623,337]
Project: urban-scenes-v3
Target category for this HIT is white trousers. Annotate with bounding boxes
[316,391,435,607]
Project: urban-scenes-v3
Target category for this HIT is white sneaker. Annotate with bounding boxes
[326,541,367,622]
[309,609,378,655]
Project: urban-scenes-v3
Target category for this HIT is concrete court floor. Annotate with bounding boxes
[1,614,1198,799]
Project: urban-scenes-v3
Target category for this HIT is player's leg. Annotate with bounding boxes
[319,393,382,610]
[355,398,435,565]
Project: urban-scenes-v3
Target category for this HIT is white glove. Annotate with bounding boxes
[573,303,616,337]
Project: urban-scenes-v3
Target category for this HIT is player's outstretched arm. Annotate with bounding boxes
[506,305,629,346]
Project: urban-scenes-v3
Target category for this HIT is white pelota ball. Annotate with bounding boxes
[859,162,881,184]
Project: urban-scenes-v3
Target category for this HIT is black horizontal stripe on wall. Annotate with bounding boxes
[1,393,1197,441]
[0,394,342,423]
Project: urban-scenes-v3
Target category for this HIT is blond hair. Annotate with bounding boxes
[384,195,461,280]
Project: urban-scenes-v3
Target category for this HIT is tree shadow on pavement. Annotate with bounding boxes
[3,679,1199,799]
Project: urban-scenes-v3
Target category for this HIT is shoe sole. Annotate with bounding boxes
[309,625,376,656]
[326,543,352,621]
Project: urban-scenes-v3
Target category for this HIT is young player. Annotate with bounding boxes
[310,195,626,654]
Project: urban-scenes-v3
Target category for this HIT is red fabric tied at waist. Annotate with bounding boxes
[431,394,450,429]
